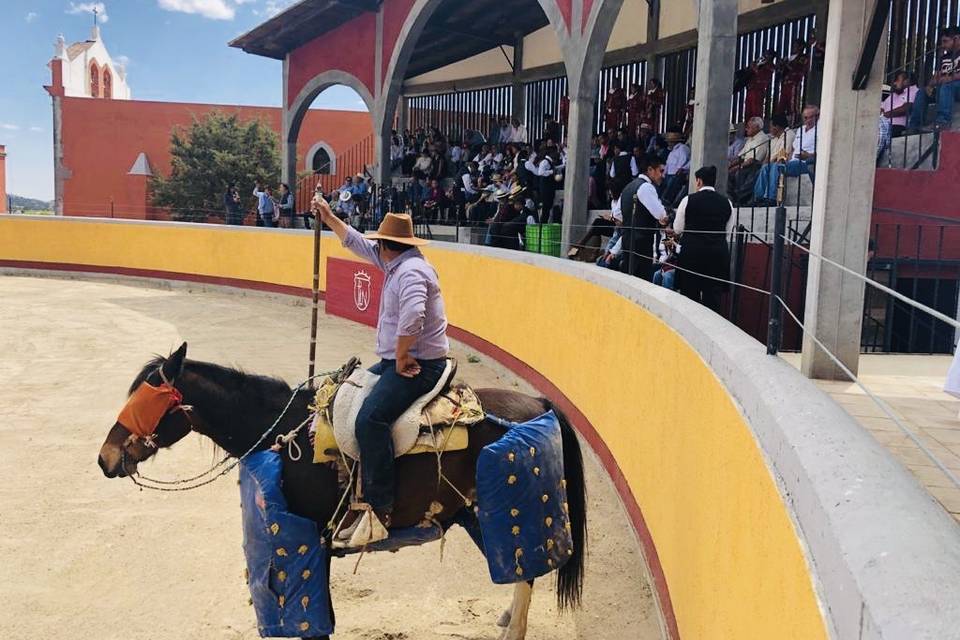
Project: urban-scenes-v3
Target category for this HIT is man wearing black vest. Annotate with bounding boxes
[619,156,668,280]
[674,166,734,312]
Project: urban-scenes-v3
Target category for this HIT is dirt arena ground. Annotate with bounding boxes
[0,274,663,640]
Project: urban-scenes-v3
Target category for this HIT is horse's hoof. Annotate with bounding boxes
[496,609,511,627]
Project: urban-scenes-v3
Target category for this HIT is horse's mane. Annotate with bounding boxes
[130,356,292,398]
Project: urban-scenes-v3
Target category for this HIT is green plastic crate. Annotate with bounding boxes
[524,224,562,256]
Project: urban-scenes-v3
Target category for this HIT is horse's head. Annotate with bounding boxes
[98,342,194,478]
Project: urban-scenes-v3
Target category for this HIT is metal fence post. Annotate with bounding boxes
[767,206,787,355]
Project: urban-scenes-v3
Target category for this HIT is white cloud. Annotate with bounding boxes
[66,2,109,23]
[29,126,44,133]
[1,123,20,131]
[115,54,131,68]
[255,0,297,18]
[25,12,38,23]
[157,0,235,20]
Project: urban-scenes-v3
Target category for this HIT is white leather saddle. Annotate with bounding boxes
[330,359,458,460]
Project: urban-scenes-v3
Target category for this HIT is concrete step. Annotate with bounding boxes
[881,133,940,170]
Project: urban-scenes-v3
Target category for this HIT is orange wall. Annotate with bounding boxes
[0,145,6,213]
[59,97,371,219]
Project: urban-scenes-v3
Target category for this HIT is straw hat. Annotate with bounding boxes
[338,191,352,203]
[364,213,429,246]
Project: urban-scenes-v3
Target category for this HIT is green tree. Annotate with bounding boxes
[150,111,281,222]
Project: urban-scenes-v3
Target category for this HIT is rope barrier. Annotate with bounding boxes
[775,295,960,491]
[619,249,773,296]
[782,235,960,331]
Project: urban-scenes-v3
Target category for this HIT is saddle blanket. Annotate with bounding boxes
[475,410,574,584]
[311,358,484,463]
[240,451,333,638]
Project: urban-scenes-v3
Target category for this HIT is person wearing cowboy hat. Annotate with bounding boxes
[313,197,450,548]
[486,186,529,251]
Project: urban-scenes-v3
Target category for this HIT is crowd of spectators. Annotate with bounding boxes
[390,118,569,235]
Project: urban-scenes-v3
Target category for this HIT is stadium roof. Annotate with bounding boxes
[230,0,549,78]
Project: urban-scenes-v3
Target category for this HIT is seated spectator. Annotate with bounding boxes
[334,190,357,223]
[727,123,745,161]
[767,113,796,164]
[510,118,528,144]
[878,112,892,163]
[570,184,623,260]
[653,232,679,290]
[422,178,448,222]
[728,116,770,205]
[596,189,625,270]
[413,151,432,180]
[909,28,960,130]
[429,150,448,181]
[753,105,819,204]
[883,71,918,137]
[662,129,691,206]
[486,188,529,251]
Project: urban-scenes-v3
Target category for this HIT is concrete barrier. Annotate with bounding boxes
[2,214,959,639]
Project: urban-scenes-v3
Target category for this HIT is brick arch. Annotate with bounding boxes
[281,70,374,187]
[285,70,375,145]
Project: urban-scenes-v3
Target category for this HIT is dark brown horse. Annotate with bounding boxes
[97,343,586,640]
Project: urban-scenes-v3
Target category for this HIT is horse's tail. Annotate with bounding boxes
[545,401,587,611]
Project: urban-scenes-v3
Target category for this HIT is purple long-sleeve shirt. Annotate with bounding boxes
[342,226,450,360]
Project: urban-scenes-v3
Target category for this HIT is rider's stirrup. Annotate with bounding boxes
[333,502,389,549]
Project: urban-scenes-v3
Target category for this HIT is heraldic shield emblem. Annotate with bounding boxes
[353,270,372,312]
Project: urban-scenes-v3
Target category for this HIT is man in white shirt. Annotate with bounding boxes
[753,105,819,204]
[729,116,770,204]
[510,118,528,144]
[674,165,733,312]
[618,156,669,280]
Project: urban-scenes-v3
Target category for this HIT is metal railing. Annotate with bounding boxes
[295,133,375,215]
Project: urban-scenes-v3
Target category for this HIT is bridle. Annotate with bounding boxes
[118,367,195,452]
[116,366,340,493]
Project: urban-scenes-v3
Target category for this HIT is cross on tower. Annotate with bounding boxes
[93,7,99,26]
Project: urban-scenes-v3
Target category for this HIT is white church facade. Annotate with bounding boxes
[52,24,131,100]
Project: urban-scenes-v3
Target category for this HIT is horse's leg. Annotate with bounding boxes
[498,580,534,640]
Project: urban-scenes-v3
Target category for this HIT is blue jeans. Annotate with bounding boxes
[910,82,960,128]
[355,358,447,513]
[653,268,676,290]
[596,254,622,270]
[753,160,814,202]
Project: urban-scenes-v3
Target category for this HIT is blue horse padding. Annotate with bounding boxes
[476,410,573,584]
[240,451,333,638]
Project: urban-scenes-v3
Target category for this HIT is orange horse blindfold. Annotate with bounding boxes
[117,381,184,438]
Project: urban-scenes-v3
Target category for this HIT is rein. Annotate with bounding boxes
[124,368,339,492]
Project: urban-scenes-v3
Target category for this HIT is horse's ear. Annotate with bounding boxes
[162,342,188,382]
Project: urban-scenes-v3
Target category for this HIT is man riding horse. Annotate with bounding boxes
[313,197,449,548]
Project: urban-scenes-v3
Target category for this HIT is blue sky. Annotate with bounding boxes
[1,1,367,200]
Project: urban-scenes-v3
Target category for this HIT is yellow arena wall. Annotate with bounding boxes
[0,215,830,639]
